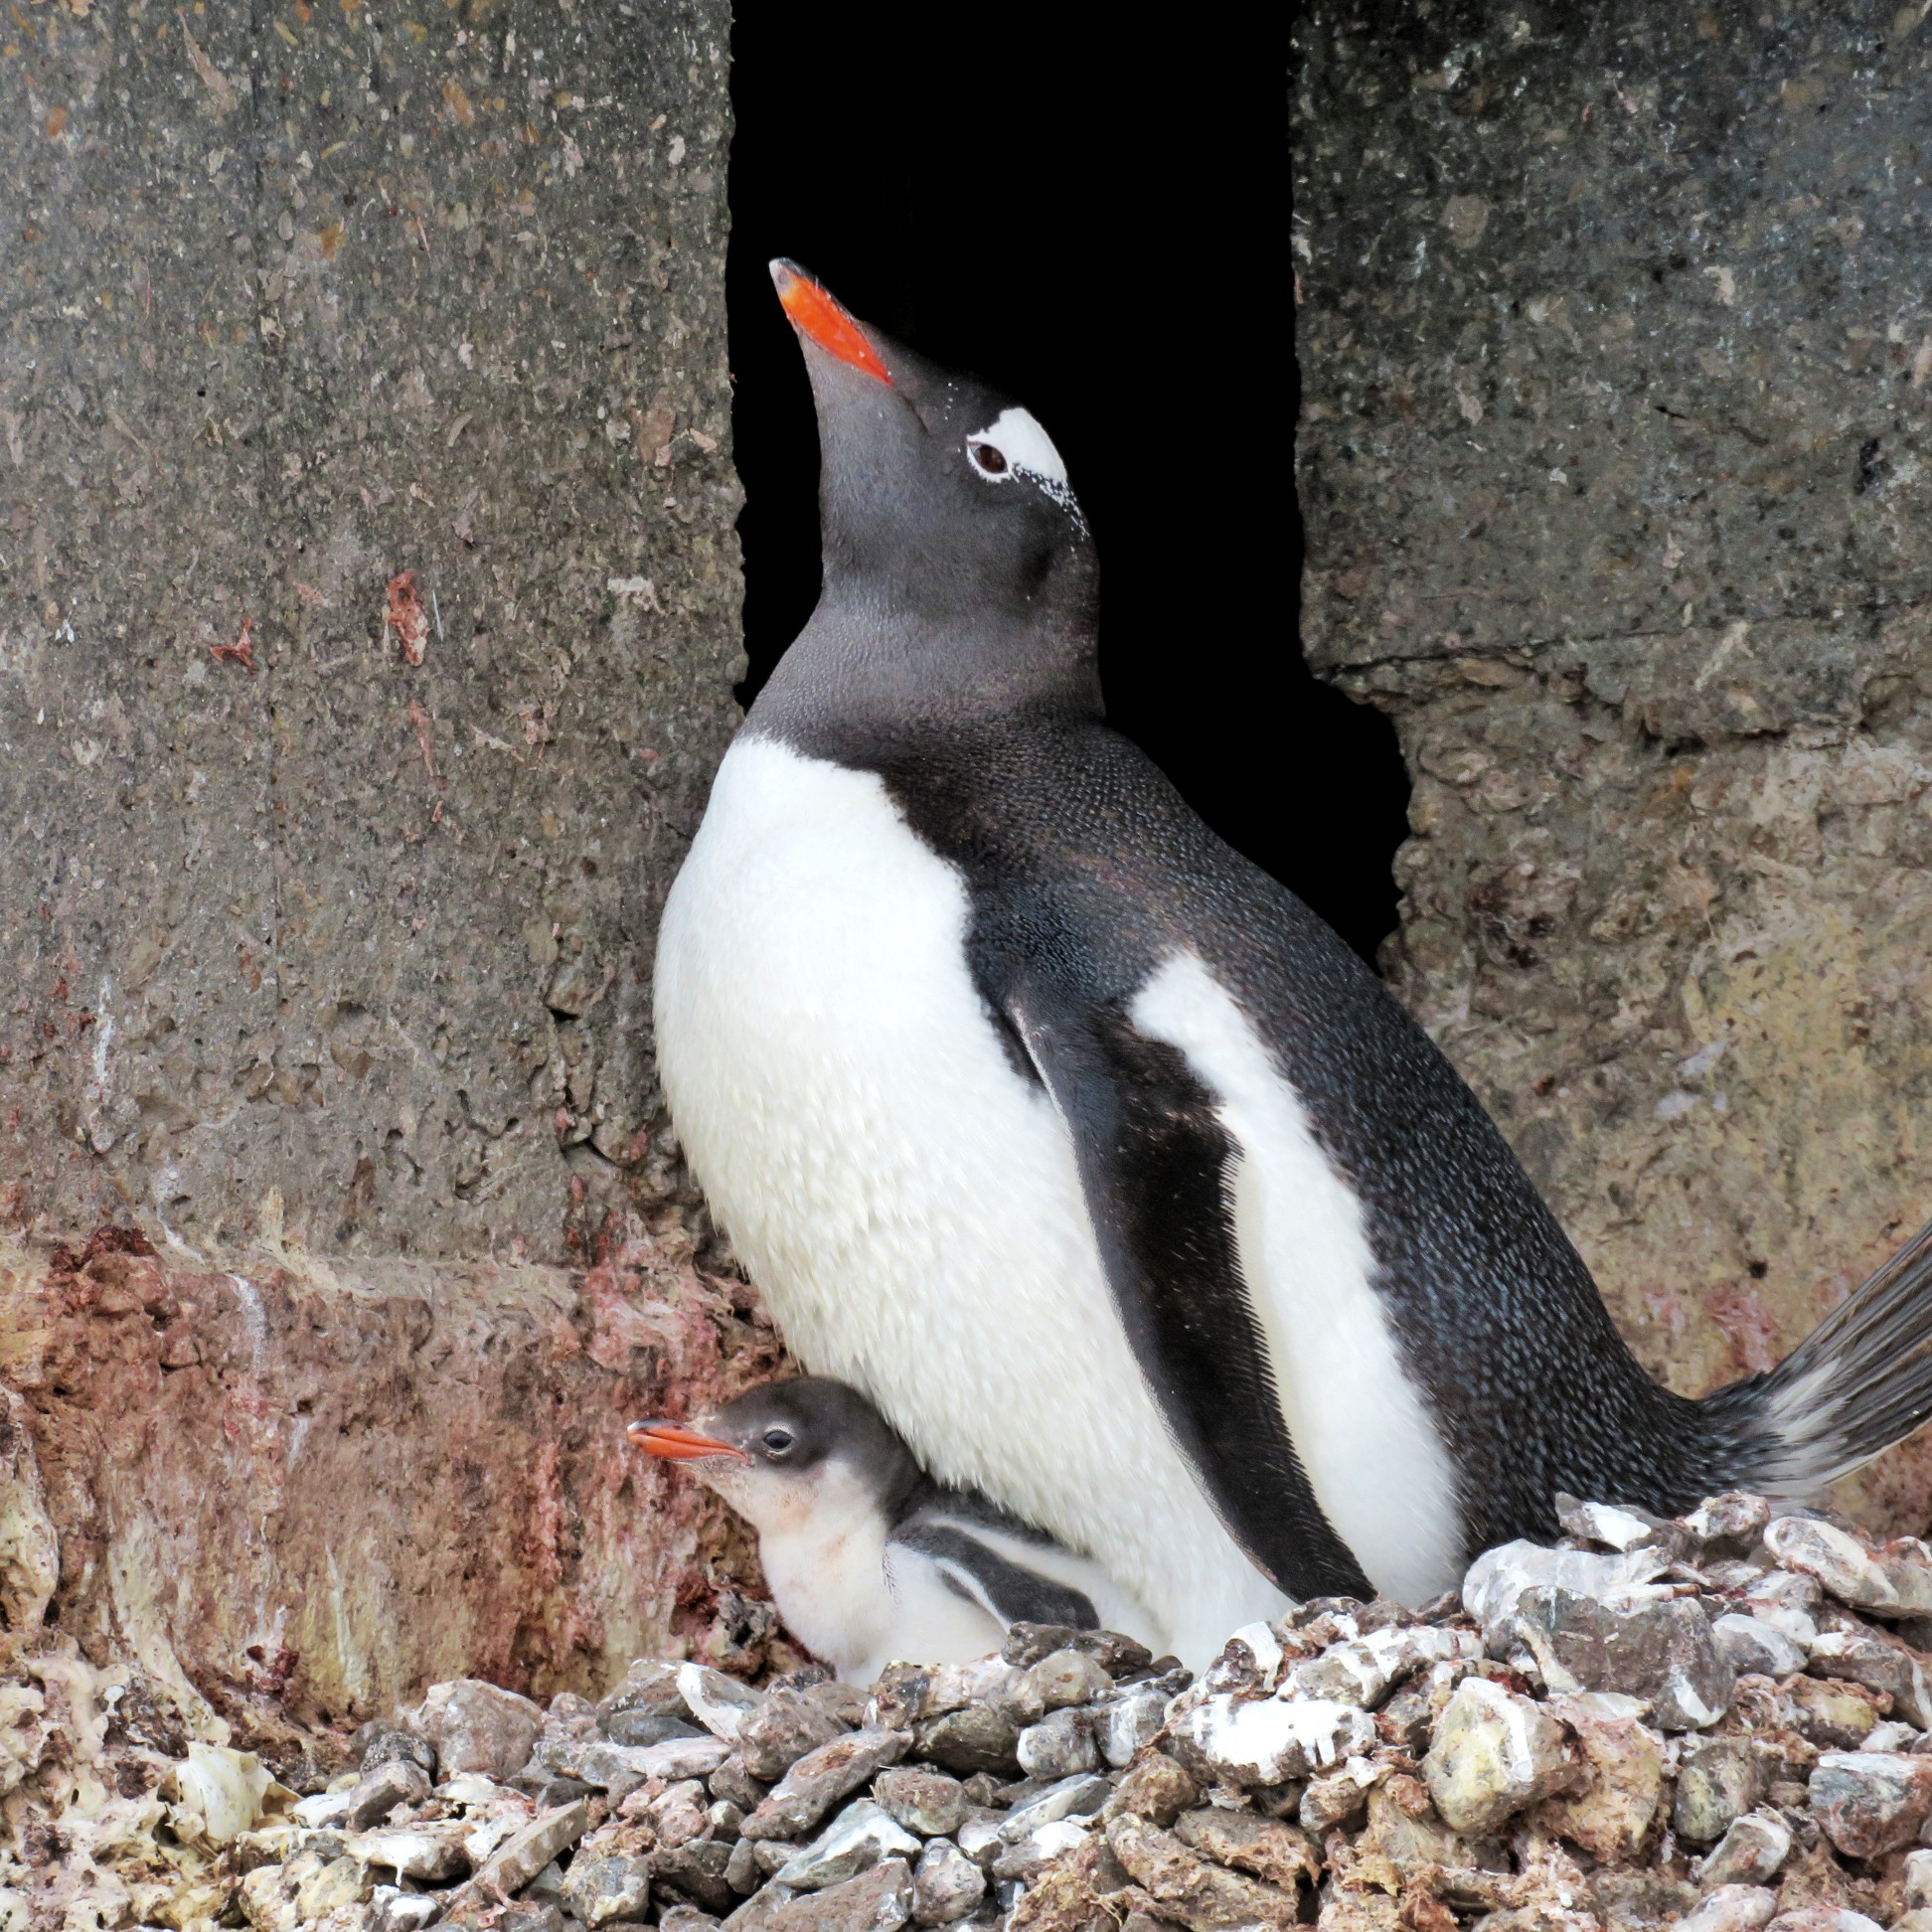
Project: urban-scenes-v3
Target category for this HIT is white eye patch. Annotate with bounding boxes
[965,406,1068,487]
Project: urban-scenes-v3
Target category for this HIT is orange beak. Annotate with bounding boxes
[628,1419,747,1463]
[771,258,892,387]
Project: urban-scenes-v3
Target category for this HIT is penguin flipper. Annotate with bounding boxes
[891,1523,1099,1630]
[1007,980,1372,1600]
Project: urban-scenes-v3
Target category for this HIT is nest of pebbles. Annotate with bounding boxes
[27,1490,1932,1932]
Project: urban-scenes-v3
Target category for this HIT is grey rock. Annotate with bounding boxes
[464,1799,594,1903]
[1808,1749,1932,1858]
[654,1839,737,1915]
[342,1757,430,1832]
[1512,1584,1733,1730]
[1906,1847,1932,1911]
[362,1730,438,1780]
[709,1800,746,1841]
[998,1772,1111,1841]
[345,1823,471,1882]
[990,1818,1090,1882]
[1712,1613,1808,1681]
[953,1810,1008,1869]
[602,1708,706,1750]
[1100,1689,1169,1767]
[1025,1650,1114,1711]
[873,1767,967,1838]
[773,1799,921,1891]
[909,1706,1022,1778]
[1677,1886,1779,1932]
[596,1661,695,1738]
[561,1853,653,1928]
[724,1837,761,1895]
[647,1779,714,1851]
[1015,1707,1098,1779]
[1808,1628,1932,1727]
[708,1757,770,1812]
[1557,1497,1674,1551]
[679,1666,765,1742]
[659,1911,724,1932]
[1422,1676,1575,1834]
[578,1734,730,1801]
[1675,1738,1762,1844]
[740,1728,910,1842]
[751,1841,803,1876]
[911,1839,986,1925]
[1185,1690,1375,1783]
[417,1680,546,1783]
[722,1885,798,1931]
[1698,1810,1795,1889]
[1461,1540,1670,1648]
[1765,1518,1932,1617]
[763,1858,912,1932]
[1687,1496,1773,1546]
[736,1688,855,1782]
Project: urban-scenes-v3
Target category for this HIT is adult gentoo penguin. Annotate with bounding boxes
[630,1377,1152,1683]
[654,260,1932,1662]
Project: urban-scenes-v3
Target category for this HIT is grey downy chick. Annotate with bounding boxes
[631,1375,1153,1684]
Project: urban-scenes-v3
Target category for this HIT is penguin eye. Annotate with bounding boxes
[967,440,1009,478]
[760,1427,795,1458]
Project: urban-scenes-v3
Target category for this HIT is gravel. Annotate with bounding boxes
[23,1490,1932,1928]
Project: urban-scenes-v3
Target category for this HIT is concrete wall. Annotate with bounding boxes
[0,0,756,1715]
[1296,0,1932,1527]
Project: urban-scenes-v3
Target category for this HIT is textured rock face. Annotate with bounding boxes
[0,0,740,1261]
[0,1226,785,1724]
[1295,2,1932,1528]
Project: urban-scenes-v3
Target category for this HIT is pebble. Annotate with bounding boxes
[1808,1749,1932,1857]
[1713,1611,1809,1680]
[910,1837,984,1924]
[1674,1736,1762,1844]
[1015,1706,1098,1778]
[680,1664,765,1740]
[561,1853,653,1927]
[115,1489,1932,1932]
[772,1798,921,1890]
[740,1726,909,1841]
[415,1679,544,1782]
[1698,1809,1795,1888]
[1512,1584,1735,1730]
[872,1765,966,1837]
[1679,1884,1780,1932]
[1421,1675,1575,1834]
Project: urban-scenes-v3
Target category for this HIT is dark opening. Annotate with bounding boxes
[726,9,1409,965]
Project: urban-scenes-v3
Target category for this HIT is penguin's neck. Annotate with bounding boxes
[749,589,1102,749]
[750,1466,897,1680]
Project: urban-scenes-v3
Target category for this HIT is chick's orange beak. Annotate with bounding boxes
[628,1419,747,1463]
[770,258,892,387]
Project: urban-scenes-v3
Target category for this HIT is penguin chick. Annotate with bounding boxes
[630,1376,1152,1684]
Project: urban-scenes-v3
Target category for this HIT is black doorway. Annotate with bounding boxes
[725,8,1409,965]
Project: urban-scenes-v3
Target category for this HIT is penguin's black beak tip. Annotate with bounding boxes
[628,1419,748,1463]
[769,258,893,389]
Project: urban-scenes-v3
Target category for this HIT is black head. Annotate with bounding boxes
[629,1376,923,1532]
[755,261,1101,724]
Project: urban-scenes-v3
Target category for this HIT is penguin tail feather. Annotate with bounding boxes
[1706,1215,1932,1493]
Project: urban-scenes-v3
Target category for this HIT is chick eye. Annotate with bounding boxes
[761,1427,795,1457]
[968,440,1009,477]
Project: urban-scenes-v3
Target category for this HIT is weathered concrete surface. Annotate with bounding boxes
[1296,4,1932,1525]
[0,0,740,1261]
[0,1225,785,1729]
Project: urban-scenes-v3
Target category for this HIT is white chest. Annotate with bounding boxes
[653,735,1284,1660]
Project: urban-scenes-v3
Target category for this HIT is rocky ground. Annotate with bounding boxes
[17,1494,1932,1930]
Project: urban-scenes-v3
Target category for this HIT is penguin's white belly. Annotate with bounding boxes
[654,734,1460,1649]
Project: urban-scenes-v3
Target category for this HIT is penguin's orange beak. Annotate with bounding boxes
[770,259,892,388]
[628,1419,748,1463]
